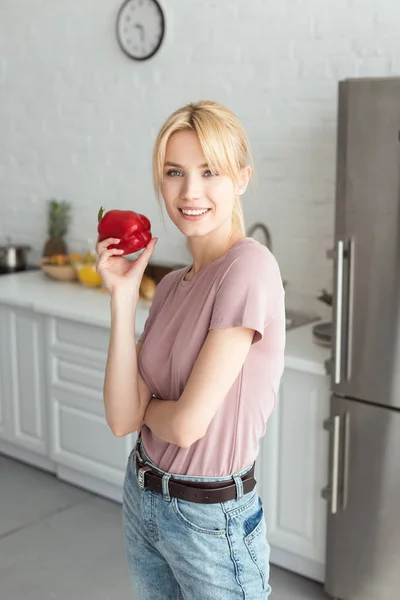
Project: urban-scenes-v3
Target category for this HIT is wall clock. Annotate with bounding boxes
[116,0,165,61]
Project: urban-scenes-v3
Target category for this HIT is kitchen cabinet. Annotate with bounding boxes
[0,305,50,470]
[45,316,138,502]
[256,366,330,583]
[0,305,12,442]
[0,302,139,501]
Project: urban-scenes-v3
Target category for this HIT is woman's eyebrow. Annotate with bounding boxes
[164,161,209,169]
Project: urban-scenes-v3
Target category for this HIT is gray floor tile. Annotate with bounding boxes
[0,495,132,600]
[270,565,328,599]
[0,455,91,538]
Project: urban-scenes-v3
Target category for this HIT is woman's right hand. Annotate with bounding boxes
[95,237,158,297]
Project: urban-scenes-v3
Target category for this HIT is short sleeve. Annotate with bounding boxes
[208,248,284,344]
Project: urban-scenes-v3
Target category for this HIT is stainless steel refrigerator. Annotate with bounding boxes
[323,77,400,600]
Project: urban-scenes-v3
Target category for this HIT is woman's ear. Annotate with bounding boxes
[236,165,252,195]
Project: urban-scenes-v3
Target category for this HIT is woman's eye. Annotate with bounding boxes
[166,169,183,177]
[203,169,217,177]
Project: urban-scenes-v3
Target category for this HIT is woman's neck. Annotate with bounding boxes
[186,229,245,278]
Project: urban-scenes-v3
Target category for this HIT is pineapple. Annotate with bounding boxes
[42,199,71,257]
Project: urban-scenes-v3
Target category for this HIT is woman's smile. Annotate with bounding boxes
[179,207,212,220]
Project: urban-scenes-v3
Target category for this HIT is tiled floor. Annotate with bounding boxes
[0,455,329,599]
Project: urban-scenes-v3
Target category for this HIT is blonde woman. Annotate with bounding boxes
[96,101,285,599]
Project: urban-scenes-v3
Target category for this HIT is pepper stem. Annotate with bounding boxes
[97,206,105,223]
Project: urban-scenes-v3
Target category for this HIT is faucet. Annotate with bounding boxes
[246,223,272,252]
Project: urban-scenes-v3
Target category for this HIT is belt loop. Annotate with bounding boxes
[233,475,244,500]
[162,473,172,502]
[133,453,138,476]
[133,438,140,476]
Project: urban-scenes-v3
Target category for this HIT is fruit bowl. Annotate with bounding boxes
[74,262,103,287]
[39,258,77,282]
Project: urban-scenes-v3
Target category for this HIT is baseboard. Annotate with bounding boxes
[56,464,123,504]
[270,545,326,583]
[0,440,55,473]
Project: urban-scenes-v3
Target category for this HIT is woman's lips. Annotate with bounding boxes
[178,208,211,221]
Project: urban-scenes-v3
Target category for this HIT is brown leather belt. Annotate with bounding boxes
[135,450,256,504]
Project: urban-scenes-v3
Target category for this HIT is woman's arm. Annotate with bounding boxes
[104,290,152,436]
[143,326,254,447]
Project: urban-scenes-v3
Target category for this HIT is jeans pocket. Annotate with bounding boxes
[243,499,269,591]
[172,497,227,536]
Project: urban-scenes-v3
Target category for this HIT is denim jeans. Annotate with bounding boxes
[122,438,272,599]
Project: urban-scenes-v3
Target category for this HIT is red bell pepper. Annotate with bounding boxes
[97,206,152,255]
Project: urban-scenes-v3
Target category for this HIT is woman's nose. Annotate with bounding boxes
[181,175,202,200]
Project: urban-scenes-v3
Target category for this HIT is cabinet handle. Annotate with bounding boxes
[322,416,341,514]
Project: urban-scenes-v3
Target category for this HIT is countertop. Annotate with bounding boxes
[0,270,330,376]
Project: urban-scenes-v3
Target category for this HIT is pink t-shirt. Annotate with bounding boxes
[138,237,286,477]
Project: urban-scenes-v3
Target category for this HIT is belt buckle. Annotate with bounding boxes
[136,451,152,489]
[137,465,152,489]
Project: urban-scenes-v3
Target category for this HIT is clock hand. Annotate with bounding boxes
[134,23,145,43]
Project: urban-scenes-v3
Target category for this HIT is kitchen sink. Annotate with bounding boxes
[285,309,320,331]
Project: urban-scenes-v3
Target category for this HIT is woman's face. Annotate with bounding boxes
[161,130,248,238]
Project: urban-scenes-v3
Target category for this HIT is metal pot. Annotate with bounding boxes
[0,238,31,273]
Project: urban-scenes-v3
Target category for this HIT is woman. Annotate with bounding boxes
[96,100,286,599]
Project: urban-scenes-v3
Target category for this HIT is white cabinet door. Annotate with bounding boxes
[46,317,136,500]
[0,305,12,442]
[256,367,330,583]
[0,305,47,455]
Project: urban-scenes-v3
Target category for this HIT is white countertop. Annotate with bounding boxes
[284,322,330,376]
[0,270,330,376]
[0,270,151,335]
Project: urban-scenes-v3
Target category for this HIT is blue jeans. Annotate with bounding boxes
[122,438,272,599]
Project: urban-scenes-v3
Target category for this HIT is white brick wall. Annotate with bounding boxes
[0,0,398,315]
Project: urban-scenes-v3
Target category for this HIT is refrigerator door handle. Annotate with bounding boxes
[322,415,341,514]
[342,411,351,510]
[346,238,355,381]
[334,240,345,384]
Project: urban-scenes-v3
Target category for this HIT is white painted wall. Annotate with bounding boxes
[0,0,398,314]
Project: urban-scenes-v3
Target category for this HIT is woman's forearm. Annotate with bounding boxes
[104,290,141,436]
[143,399,181,445]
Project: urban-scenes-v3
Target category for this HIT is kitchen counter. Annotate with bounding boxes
[0,270,150,335]
[284,323,330,376]
[0,270,330,376]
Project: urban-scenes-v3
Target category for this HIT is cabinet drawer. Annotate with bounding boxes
[50,319,140,367]
[50,383,104,417]
[54,357,104,393]
[53,318,110,354]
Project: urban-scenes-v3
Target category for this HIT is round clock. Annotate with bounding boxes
[116,0,165,61]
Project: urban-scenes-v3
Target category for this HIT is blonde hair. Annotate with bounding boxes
[152,100,253,236]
